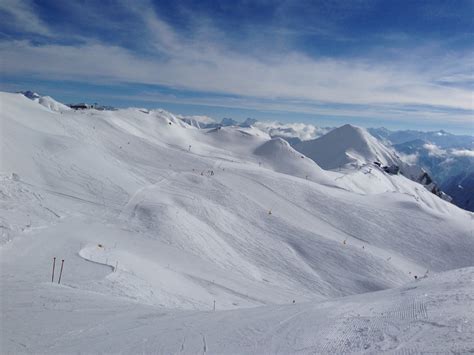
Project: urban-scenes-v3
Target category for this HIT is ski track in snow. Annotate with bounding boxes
[1,92,473,354]
[317,296,429,353]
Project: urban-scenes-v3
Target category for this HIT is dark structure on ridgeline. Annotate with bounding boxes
[68,103,91,110]
[67,103,116,111]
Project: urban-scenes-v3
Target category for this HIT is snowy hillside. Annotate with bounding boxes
[1,92,473,353]
[19,90,71,112]
[177,114,217,129]
[37,96,71,112]
[294,124,400,170]
[293,124,451,201]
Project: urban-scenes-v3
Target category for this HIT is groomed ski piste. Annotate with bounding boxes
[1,92,473,354]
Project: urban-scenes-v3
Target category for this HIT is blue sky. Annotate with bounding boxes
[1,0,473,133]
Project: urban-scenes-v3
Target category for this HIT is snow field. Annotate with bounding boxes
[1,92,472,353]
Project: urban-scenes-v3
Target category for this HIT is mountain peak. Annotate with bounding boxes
[337,123,370,136]
[340,123,359,130]
[221,117,239,126]
[241,118,258,127]
[295,123,398,170]
[18,90,41,100]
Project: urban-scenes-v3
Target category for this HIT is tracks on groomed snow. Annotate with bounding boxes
[315,296,428,353]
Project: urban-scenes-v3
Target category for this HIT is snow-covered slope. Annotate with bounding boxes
[37,95,71,112]
[254,137,333,184]
[295,124,406,170]
[178,114,216,129]
[294,124,451,201]
[1,92,472,353]
[3,265,472,354]
[295,124,400,170]
[19,91,71,112]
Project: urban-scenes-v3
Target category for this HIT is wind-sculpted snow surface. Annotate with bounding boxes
[0,92,473,353]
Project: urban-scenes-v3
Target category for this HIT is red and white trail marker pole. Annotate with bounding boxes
[51,257,56,282]
[58,259,64,284]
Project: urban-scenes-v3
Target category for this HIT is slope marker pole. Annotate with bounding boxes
[58,259,64,284]
[51,257,56,282]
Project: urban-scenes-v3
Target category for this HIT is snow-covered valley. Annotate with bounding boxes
[1,92,473,354]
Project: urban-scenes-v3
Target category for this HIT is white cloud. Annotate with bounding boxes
[423,143,447,156]
[451,149,474,157]
[0,0,51,36]
[253,121,331,141]
[399,153,419,165]
[3,39,472,118]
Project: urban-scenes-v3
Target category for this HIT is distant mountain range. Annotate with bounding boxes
[390,138,473,211]
[368,127,472,149]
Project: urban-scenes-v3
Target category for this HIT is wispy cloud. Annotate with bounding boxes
[3,39,471,111]
[423,143,447,156]
[0,0,51,36]
[1,0,473,128]
[451,149,474,157]
[422,144,474,158]
[399,153,419,165]
[253,121,331,141]
[69,88,471,126]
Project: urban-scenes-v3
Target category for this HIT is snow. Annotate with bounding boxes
[1,91,473,353]
[18,91,71,112]
[178,114,216,129]
[37,96,71,112]
[295,124,400,170]
[293,123,453,202]
[3,262,473,353]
